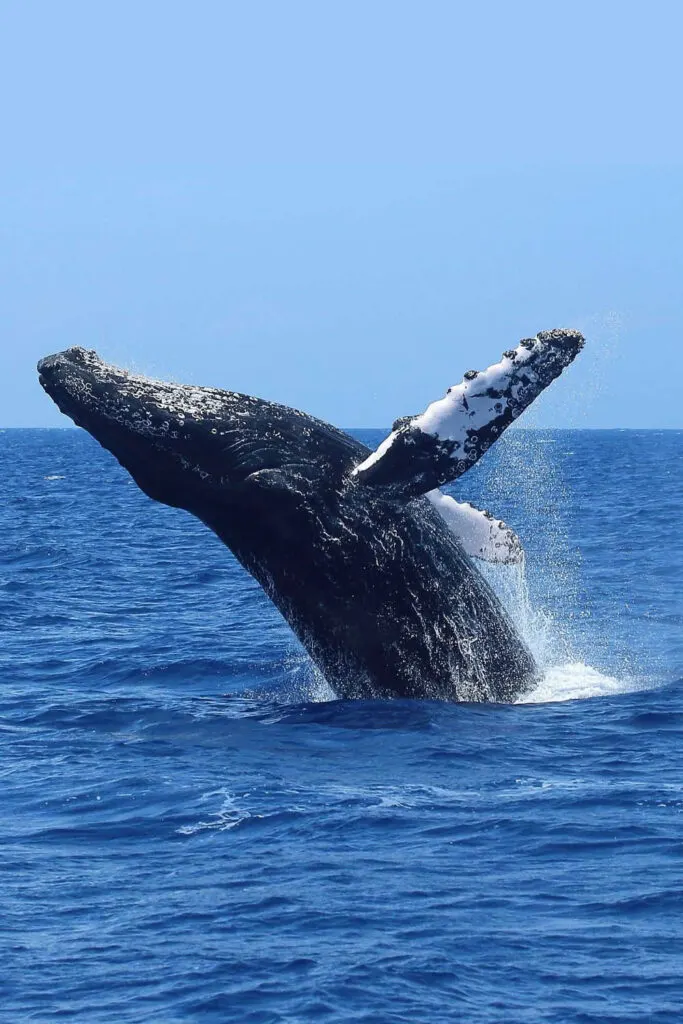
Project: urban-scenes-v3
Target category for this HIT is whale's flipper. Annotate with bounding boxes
[353,329,584,498]
[427,491,523,565]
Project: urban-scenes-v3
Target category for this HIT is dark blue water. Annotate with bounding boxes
[2,428,683,1023]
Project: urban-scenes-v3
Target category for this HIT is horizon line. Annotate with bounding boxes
[2,425,682,433]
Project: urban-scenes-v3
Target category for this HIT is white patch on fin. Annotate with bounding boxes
[352,329,584,495]
[414,332,572,441]
[427,490,523,565]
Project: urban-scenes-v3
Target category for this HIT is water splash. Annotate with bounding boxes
[517,309,622,429]
[518,662,635,704]
[477,407,642,705]
[482,553,643,704]
[280,650,336,703]
[284,549,632,707]
[567,310,622,426]
[480,559,560,665]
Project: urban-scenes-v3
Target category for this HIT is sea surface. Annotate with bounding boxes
[2,427,683,1023]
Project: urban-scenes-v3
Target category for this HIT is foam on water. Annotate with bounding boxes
[176,787,255,835]
[479,559,633,704]
[519,661,633,703]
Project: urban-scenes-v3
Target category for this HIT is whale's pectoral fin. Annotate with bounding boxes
[427,490,523,565]
[352,328,584,498]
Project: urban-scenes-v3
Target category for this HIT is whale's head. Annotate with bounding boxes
[37,348,363,526]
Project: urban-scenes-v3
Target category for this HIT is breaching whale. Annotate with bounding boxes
[38,329,583,703]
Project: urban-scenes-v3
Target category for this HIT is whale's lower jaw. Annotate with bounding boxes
[38,346,540,704]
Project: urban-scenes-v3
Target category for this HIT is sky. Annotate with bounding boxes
[2,0,683,428]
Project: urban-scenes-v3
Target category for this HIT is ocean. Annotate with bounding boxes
[2,427,682,1023]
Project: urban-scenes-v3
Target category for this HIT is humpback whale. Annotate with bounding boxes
[38,329,583,703]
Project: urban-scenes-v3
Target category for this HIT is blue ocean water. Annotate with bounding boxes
[2,427,683,1023]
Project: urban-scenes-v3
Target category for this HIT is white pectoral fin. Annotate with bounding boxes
[427,490,523,565]
[352,329,584,497]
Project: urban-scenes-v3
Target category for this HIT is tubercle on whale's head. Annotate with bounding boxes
[37,347,359,513]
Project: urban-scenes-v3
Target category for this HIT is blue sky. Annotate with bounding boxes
[2,0,683,427]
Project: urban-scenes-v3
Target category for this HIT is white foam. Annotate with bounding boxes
[518,662,635,704]
[176,787,254,835]
[481,559,638,705]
